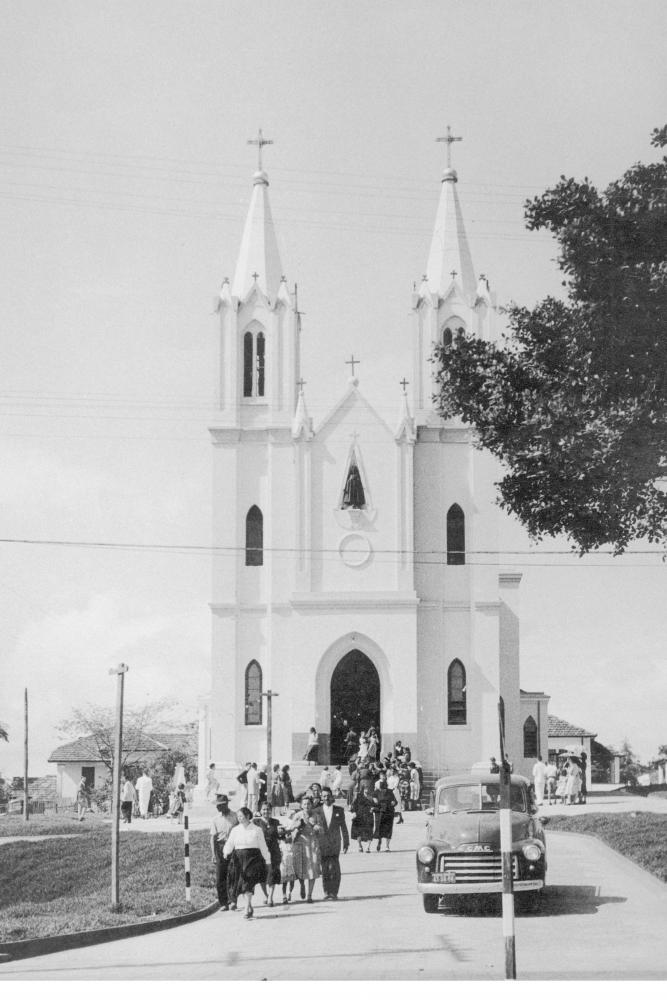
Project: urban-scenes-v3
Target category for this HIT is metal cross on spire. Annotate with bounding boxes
[345,354,360,378]
[436,125,463,169]
[247,128,274,171]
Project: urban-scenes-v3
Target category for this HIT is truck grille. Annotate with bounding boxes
[437,853,519,882]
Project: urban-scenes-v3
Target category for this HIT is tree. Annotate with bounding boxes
[618,739,642,789]
[58,699,178,775]
[433,126,667,553]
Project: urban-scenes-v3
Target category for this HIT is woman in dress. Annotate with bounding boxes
[372,777,396,851]
[269,764,284,813]
[555,762,568,803]
[350,786,375,852]
[281,765,294,807]
[386,766,403,824]
[565,757,582,805]
[305,727,320,766]
[223,807,270,918]
[76,776,90,821]
[254,802,282,906]
[290,794,322,901]
[409,762,421,811]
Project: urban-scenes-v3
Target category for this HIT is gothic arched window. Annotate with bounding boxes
[245,505,263,566]
[243,329,266,398]
[447,659,467,725]
[245,661,262,725]
[523,716,538,757]
[447,504,465,565]
[442,327,453,348]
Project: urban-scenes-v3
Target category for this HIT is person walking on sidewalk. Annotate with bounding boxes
[532,755,547,807]
[223,807,270,919]
[210,794,238,911]
[314,787,349,900]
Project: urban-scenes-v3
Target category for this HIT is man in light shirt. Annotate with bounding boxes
[210,794,238,911]
[246,762,260,813]
[532,755,547,806]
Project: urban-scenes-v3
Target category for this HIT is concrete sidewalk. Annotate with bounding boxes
[537,784,667,818]
[1,807,666,980]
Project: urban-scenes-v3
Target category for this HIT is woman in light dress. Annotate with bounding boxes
[289,794,322,902]
[565,757,582,805]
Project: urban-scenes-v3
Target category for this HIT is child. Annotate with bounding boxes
[278,828,296,904]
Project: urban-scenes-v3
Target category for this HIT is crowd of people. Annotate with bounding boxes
[532,752,588,806]
[211,786,351,918]
[208,733,424,918]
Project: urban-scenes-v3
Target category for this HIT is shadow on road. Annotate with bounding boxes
[434,885,626,918]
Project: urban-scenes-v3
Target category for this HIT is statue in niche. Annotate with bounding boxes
[341,459,366,509]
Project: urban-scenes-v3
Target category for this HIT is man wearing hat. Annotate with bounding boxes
[210,794,238,910]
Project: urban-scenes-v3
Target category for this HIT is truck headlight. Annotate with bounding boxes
[417,845,436,865]
[522,843,542,861]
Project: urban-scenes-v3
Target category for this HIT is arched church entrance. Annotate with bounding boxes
[330,650,380,765]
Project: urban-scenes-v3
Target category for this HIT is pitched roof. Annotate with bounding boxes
[548,714,597,739]
[49,730,196,763]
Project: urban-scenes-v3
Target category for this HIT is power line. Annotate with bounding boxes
[0,536,662,567]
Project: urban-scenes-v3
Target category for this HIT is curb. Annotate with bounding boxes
[0,899,219,965]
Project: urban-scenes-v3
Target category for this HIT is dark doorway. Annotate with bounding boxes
[81,766,95,789]
[330,650,380,764]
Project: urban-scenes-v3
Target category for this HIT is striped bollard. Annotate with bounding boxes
[183,813,192,904]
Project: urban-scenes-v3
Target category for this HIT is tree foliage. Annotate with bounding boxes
[433,126,667,552]
[58,699,177,774]
[618,739,642,788]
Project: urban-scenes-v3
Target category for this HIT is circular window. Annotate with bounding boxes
[339,533,372,568]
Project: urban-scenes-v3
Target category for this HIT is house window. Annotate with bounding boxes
[447,504,465,565]
[447,659,467,725]
[243,329,266,398]
[523,716,538,757]
[245,661,262,725]
[245,506,263,566]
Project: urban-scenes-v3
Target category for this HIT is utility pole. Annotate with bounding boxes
[23,688,29,823]
[109,663,129,911]
[261,690,279,781]
[498,697,516,979]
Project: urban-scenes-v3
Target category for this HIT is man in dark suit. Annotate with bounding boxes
[315,787,349,900]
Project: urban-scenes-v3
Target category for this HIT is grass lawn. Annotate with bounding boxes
[546,812,667,882]
[0,822,216,943]
[0,812,107,838]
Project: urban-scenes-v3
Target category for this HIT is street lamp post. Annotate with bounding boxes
[109,663,129,911]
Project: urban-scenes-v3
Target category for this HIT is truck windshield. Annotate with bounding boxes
[437,783,527,814]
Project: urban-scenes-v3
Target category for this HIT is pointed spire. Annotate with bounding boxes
[425,129,476,304]
[231,132,284,303]
[292,378,313,440]
[395,378,416,442]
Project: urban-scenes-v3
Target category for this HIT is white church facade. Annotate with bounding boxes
[198,133,549,784]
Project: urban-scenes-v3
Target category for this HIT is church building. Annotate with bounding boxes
[198,132,549,785]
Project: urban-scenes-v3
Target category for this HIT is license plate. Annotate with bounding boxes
[432,872,457,884]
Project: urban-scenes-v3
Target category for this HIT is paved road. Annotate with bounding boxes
[1,811,666,980]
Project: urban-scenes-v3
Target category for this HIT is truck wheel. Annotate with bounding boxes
[422,894,440,913]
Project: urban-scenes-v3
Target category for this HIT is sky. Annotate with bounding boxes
[0,0,665,779]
